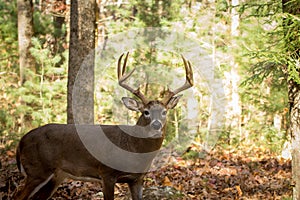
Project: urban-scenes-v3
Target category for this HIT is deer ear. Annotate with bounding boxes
[122,97,143,112]
[166,95,183,109]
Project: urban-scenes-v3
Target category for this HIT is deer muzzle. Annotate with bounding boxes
[151,120,162,131]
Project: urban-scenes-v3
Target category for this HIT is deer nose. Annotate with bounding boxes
[151,120,162,130]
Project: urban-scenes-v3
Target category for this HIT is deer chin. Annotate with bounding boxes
[140,125,163,138]
[148,129,163,138]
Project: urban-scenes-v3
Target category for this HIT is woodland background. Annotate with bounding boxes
[0,0,299,199]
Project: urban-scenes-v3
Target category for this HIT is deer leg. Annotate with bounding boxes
[102,178,116,200]
[128,179,143,200]
[30,171,65,200]
[13,177,50,200]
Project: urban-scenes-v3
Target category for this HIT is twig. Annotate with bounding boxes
[0,55,18,61]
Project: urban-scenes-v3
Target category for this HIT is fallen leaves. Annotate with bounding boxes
[0,147,292,199]
[145,147,292,199]
[163,176,173,187]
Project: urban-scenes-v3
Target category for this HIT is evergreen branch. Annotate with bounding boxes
[0,54,18,61]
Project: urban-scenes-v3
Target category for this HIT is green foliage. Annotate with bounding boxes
[131,0,183,27]
[239,0,300,84]
[33,11,53,36]
[1,42,68,149]
[233,0,292,152]
[1,0,295,155]
[249,125,287,154]
[0,2,68,150]
[101,0,183,34]
[0,0,18,149]
[0,0,18,71]
[283,12,300,83]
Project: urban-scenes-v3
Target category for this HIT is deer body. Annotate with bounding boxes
[14,53,193,200]
[16,123,163,200]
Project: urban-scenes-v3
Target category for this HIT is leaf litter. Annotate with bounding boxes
[0,146,292,199]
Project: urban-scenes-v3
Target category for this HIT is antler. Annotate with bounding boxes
[162,55,194,104]
[118,52,149,105]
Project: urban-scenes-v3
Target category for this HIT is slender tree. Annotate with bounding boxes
[67,0,96,124]
[226,0,242,138]
[17,0,34,85]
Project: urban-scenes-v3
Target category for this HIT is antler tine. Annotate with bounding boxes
[122,52,129,76]
[172,55,194,94]
[117,53,124,79]
[117,52,149,105]
[162,55,194,104]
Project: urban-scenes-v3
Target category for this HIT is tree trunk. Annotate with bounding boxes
[67,0,96,124]
[224,0,241,141]
[17,0,34,85]
[289,82,300,200]
[282,0,300,199]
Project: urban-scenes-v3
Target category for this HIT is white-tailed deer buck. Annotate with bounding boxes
[13,52,193,200]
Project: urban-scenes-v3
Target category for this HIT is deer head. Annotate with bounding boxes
[118,52,194,134]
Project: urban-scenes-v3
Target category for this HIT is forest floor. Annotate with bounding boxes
[0,145,292,200]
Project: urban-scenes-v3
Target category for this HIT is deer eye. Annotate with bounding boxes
[144,110,150,117]
[162,110,167,116]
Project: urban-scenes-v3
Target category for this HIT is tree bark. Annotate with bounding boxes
[17,0,34,85]
[282,0,300,199]
[67,0,96,124]
[223,0,241,141]
[289,82,300,200]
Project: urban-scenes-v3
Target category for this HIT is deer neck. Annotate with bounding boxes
[136,116,150,127]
